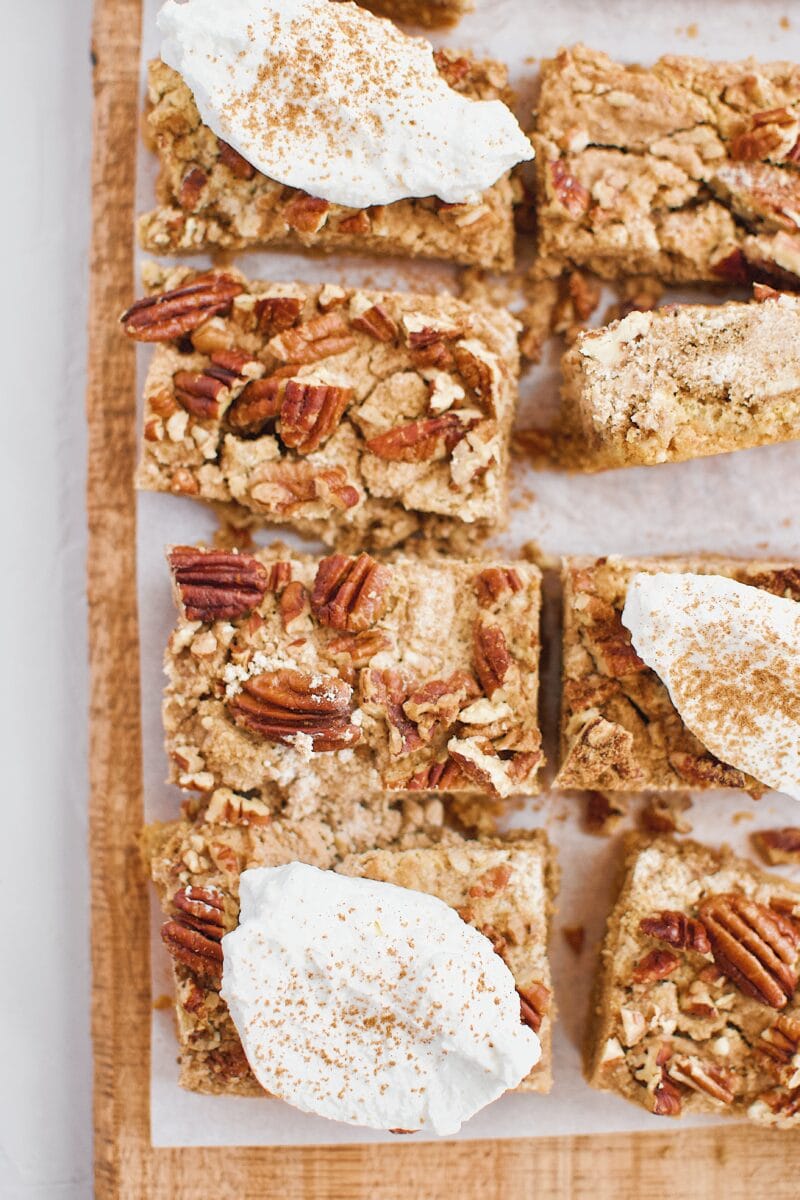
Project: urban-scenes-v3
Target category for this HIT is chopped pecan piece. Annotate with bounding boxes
[632,949,680,984]
[227,377,283,435]
[325,629,392,667]
[583,789,628,836]
[265,561,292,592]
[453,343,494,403]
[549,159,590,217]
[279,380,353,453]
[474,566,523,607]
[248,462,360,514]
[639,911,711,955]
[311,553,391,632]
[403,313,463,350]
[473,621,511,697]
[583,607,646,677]
[745,567,800,600]
[217,137,256,179]
[254,295,304,335]
[351,304,398,342]
[403,670,480,741]
[433,48,470,89]
[753,828,800,866]
[712,160,800,232]
[640,794,692,835]
[228,668,359,752]
[366,412,476,463]
[168,547,268,621]
[652,1073,683,1116]
[172,369,227,420]
[360,668,422,755]
[699,893,800,1008]
[669,752,751,792]
[279,581,309,631]
[283,193,331,233]
[120,273,243,342]
[178,166,207,211]
[667,1056,736,1105]
[729,107,800,161]
[469,863,512,899]
[400,757,467,791]
[759,1013,800,1066]
[269,311,355,363]
[518,982,550,1033]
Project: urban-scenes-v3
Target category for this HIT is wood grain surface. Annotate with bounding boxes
[86,0,800,1193]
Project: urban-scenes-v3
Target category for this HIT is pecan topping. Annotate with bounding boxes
[168,547,268,621]
[351,304,398,342]
[279,581,309,631]
[759,1013,800,1066]
[549,159,590,217]
[453,343,493,402]
[178,165,208,210]
[475,566,523,607]
[652,1074,682,1116]
[227,377,283,435]
[365,412,476,463]
[730,108,799,161]
[669,752,751,791]
[404,319,463,350]
[172,369,227,420]
[433,48,471,88]
[217,137,256,179]
[248,462,360,514]
[325,629,392,667]
[254,295,304,336]
[632,949,680,984]
[283,193,331,233]
[228,668,359,752]
[667,1056,735,1105]
[161,886,225,987]
[473,621,510,697]
[403,670,480,741]
[401,757,467,791]
[583,605,646,677]
[699,893,800,1008]
[120,273,243,342]
[269,311,355,363]
[361,668,423,756]
[311,553,391,632]
[639,911,711,955]
[753,828,800,866]
[518,982,550,1033]
[745,567,800,600]
[173,886,226,937]
[469,863,512,899]
[265,561,292,592]
[279,380,353,453]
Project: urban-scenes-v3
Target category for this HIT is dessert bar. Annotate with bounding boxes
[533,45,800,286]
[561,291,800,468]
[123,265,520,551]
[586,835,800,1127]
[557,555,800,792]
[139,52,520,269]
[164,542,543,816]
[146,817,555,1095]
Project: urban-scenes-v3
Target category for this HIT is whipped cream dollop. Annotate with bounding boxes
[622,573,800,800]
[221,862,539,1134]
[157,0,533,207]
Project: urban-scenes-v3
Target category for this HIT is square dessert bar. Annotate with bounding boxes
[139,52,519,269]
[125,266,520,551]
[534,45,800,287]
[587,835,800,1127]
[164,543,543,815]
[145,816,555,1095]
[561,292,800,469]
[557,555,800,792]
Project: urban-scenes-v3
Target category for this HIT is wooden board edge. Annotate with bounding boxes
[85,0,800,1194]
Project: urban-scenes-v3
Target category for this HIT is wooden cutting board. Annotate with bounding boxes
[86,0,800,1193]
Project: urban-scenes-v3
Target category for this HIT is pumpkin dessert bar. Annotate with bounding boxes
[561,290,800,469]
[139,52,519,269]
[587,835,800,1127]
[534,44,800,287]
[145,816,556,1096]
[163,542,543,817]
[556,555,800,793]
[122,265,520,552]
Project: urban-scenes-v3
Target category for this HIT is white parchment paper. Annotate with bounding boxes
[135,0,800,1145]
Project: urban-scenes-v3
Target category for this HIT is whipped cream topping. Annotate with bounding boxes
[157,0,533,207]
[221,862,539,1134]
[622,573,800,800]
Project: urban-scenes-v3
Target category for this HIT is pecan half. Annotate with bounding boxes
[161,886,225,987]
[121,273,244,342]
[639,911,711,955]
[400,757,467,791]
[361,667,422,756]
[753,828,800,866]
[168,547,268,621]
[549,159,590,217]
[759,1013,800,1066]
[699,893,800,1008]
[667,1056,736,1105]
[311,553,391,632]
[475,566,523,607]
[248,462,360,514]
[365,412,476,463]
[265,561,292,592]
[172,885,226,937]
[269,311,355,363]
[518,982,550,1033]
[172,369,227,420]
[652,1074,682,1116]
[254,295,304,335]
[279,580,309,631]
[283,193,331,233]
[227,377,283,435]
[473,621,510,697]
[403,670,480,741]
[279,380,353,453]
[632,949,680,984]
[453,343,494,403]
[217,137,256,179]
[351,304,398,342]
[228,668,359,752]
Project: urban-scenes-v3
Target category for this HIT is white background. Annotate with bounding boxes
[2,2,94,1198]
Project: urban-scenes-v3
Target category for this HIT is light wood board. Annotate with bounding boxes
[87,0,800,1193]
